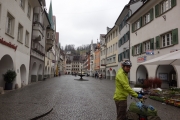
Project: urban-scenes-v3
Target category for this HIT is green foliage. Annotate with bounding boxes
[149,96,165,102]
[170,87,180,92]
[3,70,17,83]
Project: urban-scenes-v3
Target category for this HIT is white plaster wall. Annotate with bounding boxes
[16,51,30,87]
[130,0,180,87]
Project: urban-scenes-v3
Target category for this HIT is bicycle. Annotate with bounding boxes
[127,92,161,120]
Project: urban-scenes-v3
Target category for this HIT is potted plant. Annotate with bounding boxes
[3,70,17,90]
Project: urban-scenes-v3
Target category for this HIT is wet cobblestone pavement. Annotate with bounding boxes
[0,75,180,120]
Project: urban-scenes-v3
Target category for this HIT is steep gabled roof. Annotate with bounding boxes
[48,0,54,30]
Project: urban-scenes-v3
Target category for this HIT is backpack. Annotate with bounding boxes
[129,102,157,117]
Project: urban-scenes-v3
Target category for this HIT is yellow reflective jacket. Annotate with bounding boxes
[113,68,138,101]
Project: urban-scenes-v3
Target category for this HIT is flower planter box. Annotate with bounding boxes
[174,99,180,107]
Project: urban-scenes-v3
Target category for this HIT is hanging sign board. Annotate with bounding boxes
[146,50,154,55]
[137,56,147,63]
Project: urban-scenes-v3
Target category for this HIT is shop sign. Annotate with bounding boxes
[0,38,18,51]
[137,56,146,63]
[146,50,154,55]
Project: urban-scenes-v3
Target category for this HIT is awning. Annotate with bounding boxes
[139,50,180,65]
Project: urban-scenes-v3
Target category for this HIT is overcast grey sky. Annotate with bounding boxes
[45,0,128,48]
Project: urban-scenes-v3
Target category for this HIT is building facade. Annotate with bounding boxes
[94,43,101,73]
[0,0,42,88]
[29,0,50,83]
[100,34,106,78]
[128,0,180,88]
[105,26,118,80]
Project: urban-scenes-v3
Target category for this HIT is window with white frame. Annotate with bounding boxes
[144,13,150,25]
[160,0,172,14]
[19,0,25,9]
[25,31,29,46]
[27,3,31,18]
[135,45,140,55]
[17,23,23,42]
[134,20,140,30]
[161,32,172,47]
[143,41,150,52]
[6,13,14,36]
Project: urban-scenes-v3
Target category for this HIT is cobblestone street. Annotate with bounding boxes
[0,75,180,120]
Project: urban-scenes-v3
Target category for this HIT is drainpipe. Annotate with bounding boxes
[127,7,133,83]
[127,6,132,61]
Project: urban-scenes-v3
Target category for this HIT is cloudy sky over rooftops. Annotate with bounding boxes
[45,0,128,48]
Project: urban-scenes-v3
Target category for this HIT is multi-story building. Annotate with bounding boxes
[59,50,65,75]
[128,0,180,88]
[116,0,143,78]
[0,0,42,88]
[83,52,90,74]
[94,43,101,73]
[71,56,80,74]
[100,34,106,78]
[90,40,96,76]
[44,1,55,78]
[29,0,51,83]
[105,26,119,80]
[66,59,72,75]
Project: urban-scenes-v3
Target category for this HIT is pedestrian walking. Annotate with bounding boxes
[113,60,144,120]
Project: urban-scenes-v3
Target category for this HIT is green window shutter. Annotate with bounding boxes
[140,43,142,54]
[124,35,127,42]
[132,24,135,33]
[118,54,120,62]
[172,0,176,7]
[140,17,142,27]
[156,36,160,49]
[128,31,130,40]
[150,38,154,50]
[172,28,178,45]
[132,46,134,56]
[120,53,122,61]
[120,38,122,46]
[150,8,154,21]
[155,4,159,18]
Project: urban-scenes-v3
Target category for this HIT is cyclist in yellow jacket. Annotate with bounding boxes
[113,60,142,120]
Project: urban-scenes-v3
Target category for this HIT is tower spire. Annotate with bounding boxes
[48,0,54,30]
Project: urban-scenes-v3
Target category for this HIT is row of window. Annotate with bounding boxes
[155,0,176,18]
[6,12,30,46]
[107,29,118,43]
[16,0,32,19]
[119,12,129,31]
[72,65,80,67]
[106,43,118,55]
[106,55,116,64]
[132,0,176,32]
[118,31,130,47]
[118,49,130,62]
[32,41,44,53]
[132,28,178,56]
[72,69,79,71]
